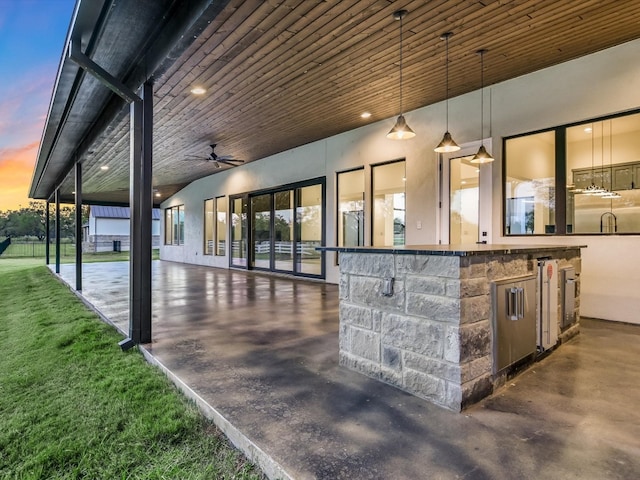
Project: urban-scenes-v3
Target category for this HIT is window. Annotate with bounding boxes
[204,199,214,254]
[567,114,640,234]
[296,183,323,275]
[449,156,479,243]
[215,196,227,256]
[230,179,324,277]
[165,205,184,245]
[337,168,365,247]
[504,131,555,235]
[505,109,640,235]
[372,160,405,246]
[164,208,173,245]
[230,196,247,267]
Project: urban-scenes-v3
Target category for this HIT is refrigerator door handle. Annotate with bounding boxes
[508,287,518,320]
[518,287,525,319]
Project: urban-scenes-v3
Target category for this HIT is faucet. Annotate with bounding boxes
[600,211,617,233]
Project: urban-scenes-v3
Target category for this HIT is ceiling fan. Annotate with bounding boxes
[184,144,245,169]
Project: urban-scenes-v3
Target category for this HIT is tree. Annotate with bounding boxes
[0,201,89,241]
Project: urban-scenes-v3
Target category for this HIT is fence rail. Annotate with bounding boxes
[0,242,76,258]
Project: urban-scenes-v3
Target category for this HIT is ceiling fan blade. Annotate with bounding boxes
[217,157,245,164]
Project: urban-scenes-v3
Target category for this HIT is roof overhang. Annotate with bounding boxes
[30,0,232,205]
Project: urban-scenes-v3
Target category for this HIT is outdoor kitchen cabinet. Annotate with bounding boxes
[491,275,537,373]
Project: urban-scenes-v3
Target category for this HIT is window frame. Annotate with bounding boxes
[214,195,227,256]
[503,107,640,236]
[371,158,406,247]
[336,166,366,249]
[164,205,185,245]
[203,198,214,255]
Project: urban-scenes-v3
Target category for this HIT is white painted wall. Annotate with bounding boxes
[96,218,130,236]
[90,217,160,236]
[162,38,640,325]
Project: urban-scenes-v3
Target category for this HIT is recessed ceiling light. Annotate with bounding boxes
[361,112,372,119]
[190,86,207,95]
[155,192,161,197]
[584,127,592,133]
[100,165,109,171]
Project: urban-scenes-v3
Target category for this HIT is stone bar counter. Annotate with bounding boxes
[319,244,583,411]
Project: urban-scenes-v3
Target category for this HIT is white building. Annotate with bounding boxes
[83,206,160,253]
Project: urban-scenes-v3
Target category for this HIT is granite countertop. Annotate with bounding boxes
[317,244,586,257]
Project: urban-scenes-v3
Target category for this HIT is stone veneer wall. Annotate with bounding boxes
[338,249,581,411]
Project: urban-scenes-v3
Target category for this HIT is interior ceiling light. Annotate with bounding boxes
[387,10,416,140]
[100,165,109,171]
[361,112,372,119]
[471,49,494,164]
[190,86,207,95]
[435,32,460,153]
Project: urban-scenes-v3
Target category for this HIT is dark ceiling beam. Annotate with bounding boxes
[68,39,141,103]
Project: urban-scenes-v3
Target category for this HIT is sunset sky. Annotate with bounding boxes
[0,0,75,211]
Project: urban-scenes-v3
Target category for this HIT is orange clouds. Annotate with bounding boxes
[0,142,39,211]
[0,70,56,212]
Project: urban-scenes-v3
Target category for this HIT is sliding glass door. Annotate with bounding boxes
[234,179,324,278]
[230,195,248,267]
[296,184,323,275]
[251,194,272,269]
[274,190,294,272]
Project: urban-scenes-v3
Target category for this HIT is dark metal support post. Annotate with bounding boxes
[45,201,50,265]
[75,162,83,291]
[55,190,61,274]
[122,81,153,349]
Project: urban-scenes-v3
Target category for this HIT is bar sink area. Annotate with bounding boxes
[320,244,583,411]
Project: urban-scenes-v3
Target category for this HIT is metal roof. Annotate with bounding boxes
[30,0,640,206]
[91,205,160,220]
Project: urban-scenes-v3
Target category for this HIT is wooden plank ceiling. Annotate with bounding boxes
[58,0,640,205]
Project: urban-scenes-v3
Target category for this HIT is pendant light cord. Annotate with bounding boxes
[591,123,595,183]
[399,13,404,115]
[445,34,449,129]
[479,50,484,142]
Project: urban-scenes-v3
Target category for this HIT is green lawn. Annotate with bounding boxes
[1,242,160,263]
[0,262,264,479]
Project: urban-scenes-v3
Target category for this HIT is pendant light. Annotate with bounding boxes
[601,120,621,199]
[434,32,460,153]
[594,120,613,196]
[471,49,494,164]
[584,123,605,195]
[387,10,415,140]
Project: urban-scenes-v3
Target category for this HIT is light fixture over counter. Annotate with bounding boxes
[471,49,494,164]
[434,32,460,153]
[387,9,415,140]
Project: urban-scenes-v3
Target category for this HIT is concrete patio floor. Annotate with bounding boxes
[54,260,640,480]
